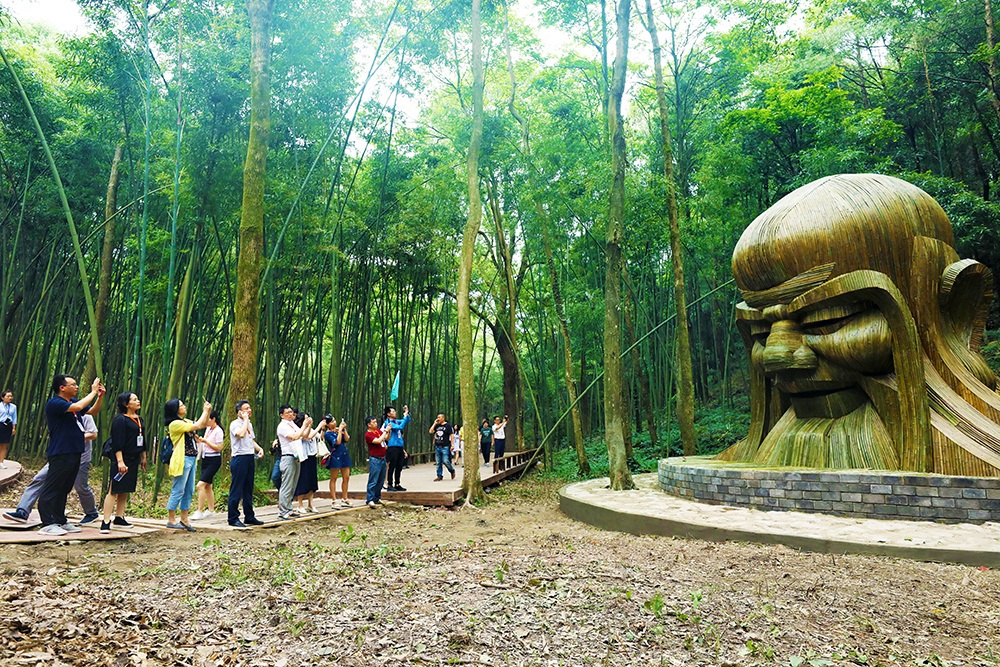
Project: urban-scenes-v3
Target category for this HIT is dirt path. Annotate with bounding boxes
[1,475,998,666]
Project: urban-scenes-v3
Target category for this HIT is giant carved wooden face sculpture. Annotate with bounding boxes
[721,174,1000,474]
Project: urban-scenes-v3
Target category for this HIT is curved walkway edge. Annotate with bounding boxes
[559,474,1000,568]
[0,461,23,492]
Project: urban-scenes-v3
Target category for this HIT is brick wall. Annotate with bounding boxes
[658,457,1000,523]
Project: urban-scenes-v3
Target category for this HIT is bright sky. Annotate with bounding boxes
[2,0,91,35]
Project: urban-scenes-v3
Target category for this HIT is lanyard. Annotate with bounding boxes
[127,415,142,435]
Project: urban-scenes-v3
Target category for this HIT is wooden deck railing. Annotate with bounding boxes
[492,448,541,474]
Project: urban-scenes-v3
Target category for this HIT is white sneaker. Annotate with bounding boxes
[38,524,67,536]
[0,461,7,468]
[204,510,215,517]
[190,510,206,521]
[60,523,82,533]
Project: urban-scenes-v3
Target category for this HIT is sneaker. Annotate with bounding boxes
[99,521,111,534]
[179,522,196,532]
[367,501,377,509]
[434,477,443,482]
[78,513,100,525]
[3,508,29,523]
[451,470,456,480]
[112,516,132,527]
[244,517,264,526]
[289,510,301,517]
[165,522,183,530]
[0,461,7,469]
[339,500,351,508]
[60,523,82,533]
[38,524,67,536]
[189,511,206,521]
[278,513,293,521]
[203,510,215,517]
[306,506,317,513]
[228,520,247,528]
[395,485,407,492]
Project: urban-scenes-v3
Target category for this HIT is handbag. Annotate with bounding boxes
[101,437,114,459]
[315,435,330,459]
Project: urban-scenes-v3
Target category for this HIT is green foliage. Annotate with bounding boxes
[981,331,1000,378]
[548,392,751,480]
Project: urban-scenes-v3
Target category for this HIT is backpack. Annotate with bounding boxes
[159,434,173,465]
[101,437,114,459]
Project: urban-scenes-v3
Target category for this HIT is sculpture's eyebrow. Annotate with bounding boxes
[741,263,836,309]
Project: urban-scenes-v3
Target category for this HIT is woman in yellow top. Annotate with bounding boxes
[164,398,212,531]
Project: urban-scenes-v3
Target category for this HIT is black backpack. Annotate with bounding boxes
[159,434,173,465]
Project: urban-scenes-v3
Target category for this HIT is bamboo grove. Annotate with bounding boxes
[1,0,1000,482]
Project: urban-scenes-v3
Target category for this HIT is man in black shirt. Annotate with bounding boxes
[428,414,456,481]
[37,374,104,536]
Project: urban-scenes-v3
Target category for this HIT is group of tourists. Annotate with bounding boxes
[1,373,516,535]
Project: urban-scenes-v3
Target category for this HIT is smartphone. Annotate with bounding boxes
[113,471,126,481]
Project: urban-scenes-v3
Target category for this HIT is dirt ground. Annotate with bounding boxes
[1,473,999,666]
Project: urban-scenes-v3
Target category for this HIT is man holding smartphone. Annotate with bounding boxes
[36,374,104,536]
[228,401,264,528]
[492,415,509,460]
[382,405,410,492]
[428,413,456,481]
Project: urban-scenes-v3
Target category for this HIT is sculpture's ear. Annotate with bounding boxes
[939,260,992,352]
[939,259,997,389]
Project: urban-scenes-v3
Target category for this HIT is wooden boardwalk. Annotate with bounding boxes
[268,448,541,506]
[0,508,159,544]
[0,449,540,543]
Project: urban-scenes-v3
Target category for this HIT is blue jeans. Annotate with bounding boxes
[366,456,386,504]
[166,455,197,511]
[228,454,257,523]
[435,445,455,478]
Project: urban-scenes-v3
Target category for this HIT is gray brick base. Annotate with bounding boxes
[658,457,1000,524]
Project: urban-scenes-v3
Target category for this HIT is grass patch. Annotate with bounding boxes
[547,394,750,482]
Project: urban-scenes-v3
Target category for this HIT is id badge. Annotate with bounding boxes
[136,434,144,450]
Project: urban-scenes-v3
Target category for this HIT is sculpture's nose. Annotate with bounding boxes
[763,320,818,373]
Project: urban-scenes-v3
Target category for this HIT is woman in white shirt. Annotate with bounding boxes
[192,410,224,520]
[492,415,508,460]
[294,413,327,513]
[0,390,17,469]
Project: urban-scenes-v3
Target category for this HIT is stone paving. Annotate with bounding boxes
[559,473,1000,567]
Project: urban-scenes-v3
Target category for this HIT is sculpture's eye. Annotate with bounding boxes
[747,320,771,344]
[798,304,866,337]
[799,315,849,336]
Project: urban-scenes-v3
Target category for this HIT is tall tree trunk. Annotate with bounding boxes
[85,140,123,382]
[459,0,486,504]
[643,0,696,455]
[604,0,633,490]
[541,215,589,475]
[226,0,273,414]
[166,256,197,398]
[623,267,657,451]
[985,0,1000,125]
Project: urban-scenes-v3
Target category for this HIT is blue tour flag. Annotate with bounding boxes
[390,370,400,401]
